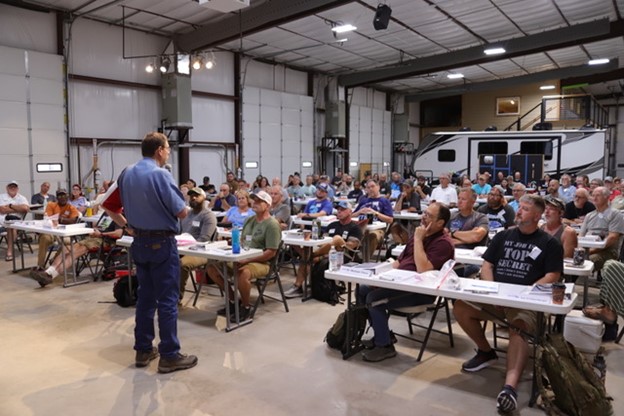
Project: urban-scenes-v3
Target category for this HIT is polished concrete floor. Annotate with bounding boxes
[1,250,623,416]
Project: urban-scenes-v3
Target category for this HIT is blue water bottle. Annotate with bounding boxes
[232,225,241,254]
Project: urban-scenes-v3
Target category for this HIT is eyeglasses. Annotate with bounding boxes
[574,195,586,199]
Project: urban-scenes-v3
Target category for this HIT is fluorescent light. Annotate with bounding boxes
[540,85,556,90]
[245,161,258,169]
[588,58,610,65]
[447,73,464,79]
[383,161,390,167]
[349,162,358,167]
[302,162,312,168]
[332,24,357,33]
[334,38,348,43]
[484,47,506,55]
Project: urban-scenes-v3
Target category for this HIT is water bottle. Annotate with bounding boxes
[336,249,344,270]
[593,352,607,386]
[43,196,48,212]
[329,246,338,271]
[311,220,319,240]
[232,225,241,254]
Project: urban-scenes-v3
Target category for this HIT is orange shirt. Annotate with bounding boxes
[45,202,79,221]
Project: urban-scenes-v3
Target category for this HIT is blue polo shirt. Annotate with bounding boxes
[355,197,394,220]
[304,198,333,215]
[119,157,186,232]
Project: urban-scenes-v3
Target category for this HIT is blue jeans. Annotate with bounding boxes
[357,285,434,347]
[132,236,181,358]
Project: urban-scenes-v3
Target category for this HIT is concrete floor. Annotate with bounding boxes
[1,250,623,416]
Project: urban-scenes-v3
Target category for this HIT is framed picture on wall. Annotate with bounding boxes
[496,97,520,116]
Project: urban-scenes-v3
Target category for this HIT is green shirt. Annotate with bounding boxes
[241,215,281,254]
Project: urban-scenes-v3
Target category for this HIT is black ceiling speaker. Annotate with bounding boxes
[373,4,392,30]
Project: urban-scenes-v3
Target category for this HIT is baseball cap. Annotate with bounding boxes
[544,196,565,211]
[250,190,272,205]
[401,179,414,188]
[56,188,68,196]
[336,200,352,210]
[317,183,329,192]
[188,187,206,197]
[604,176,613,183]
[7,180,18,187]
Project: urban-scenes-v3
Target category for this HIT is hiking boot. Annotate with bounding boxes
[462,349,498,372]
[362,344,397,362]
[362,332,398,350]
[284,284,303,298]
[32,270,53,287]
[135,347,159,368]
[496,384,518,413]
[157,353,198,374]
[217,301,240,316]
[229,305,252,323]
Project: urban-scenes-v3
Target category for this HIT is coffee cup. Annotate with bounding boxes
[551,283,566,305]
[573,248,585,266]
[303,230,312,241]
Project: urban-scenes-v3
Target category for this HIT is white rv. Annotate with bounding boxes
[411,129,607,182]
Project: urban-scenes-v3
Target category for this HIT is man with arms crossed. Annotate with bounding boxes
[104,132,197,373]
[453,194,563,413]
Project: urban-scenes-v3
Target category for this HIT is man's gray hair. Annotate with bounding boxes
[512,182,526,191]
[593,186,610,198]
[459,187,477,200]
[520,194,546,213]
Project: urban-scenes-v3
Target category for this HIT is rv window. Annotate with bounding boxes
[438,149,456,162]
[520,141,553,160]
[478,142,508,155]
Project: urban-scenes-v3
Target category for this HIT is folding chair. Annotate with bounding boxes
[391,297,454,362]
[250,241,289,319]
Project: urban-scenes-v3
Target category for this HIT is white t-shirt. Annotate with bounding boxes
[0,192,28,224]
[430,185,458,207]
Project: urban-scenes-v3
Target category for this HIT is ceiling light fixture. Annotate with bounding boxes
[331,23,357,33]
[540,85,556,90]
[334,38,348,43]
[159,56,171,73]
[191,55,204,70]
[447,73,464,79]
[588,58,610,65]
[484,47,506,55]
[204,51,216,69]
[145,62,155,73]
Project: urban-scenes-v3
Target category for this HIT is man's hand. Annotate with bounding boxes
[414,224,428,241]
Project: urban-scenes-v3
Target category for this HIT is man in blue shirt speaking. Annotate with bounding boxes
[104,132,198,374]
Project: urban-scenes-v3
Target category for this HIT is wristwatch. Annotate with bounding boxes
[9,203,13,210]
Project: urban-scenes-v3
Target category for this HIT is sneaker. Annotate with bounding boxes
[157,353,198,374]
[362,332,398,350]
[462,349,498,372]
[496,384,518,413]
[229,306,251,323]
[284,285,303,299]
[217,301,239,316]
[362,344,397,362]
[135,347,159,368]
[32,270,53,287]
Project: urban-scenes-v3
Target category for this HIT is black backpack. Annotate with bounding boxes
[113,273,138,307]
[311,258,344,305]
[325,307,369,355]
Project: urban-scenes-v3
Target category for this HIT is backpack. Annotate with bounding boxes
[113,273,138,307]
[325,307,369,355]
[536,333,613,416]
[311,258,344,305]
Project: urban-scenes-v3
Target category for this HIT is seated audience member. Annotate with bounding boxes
[272,177,290,203]
[389,172,403,200]
[583,259,624,325]
[472,175,491,196]
[223,190,255,228]
[415,175,432,200]
[300,175,317,198]
[513,170,523,184]
[558,174,576,204]
[69,184,88,214]
[477,185,515,229]
[357,203,454,362]
[604,176,622,201]
[508,183,526,212]
[33,189,80,271]
[352,180,394,259]
[187,179,197,189]
[206,184,217,196]
[589,178,603,200]
[253,176,270,193]
[31,213,122,287]
[226,171,239,193]
[378,173,391,198]
[180,183,190,205]
[286,175,304,200]
[297,183,333,219]
[91,180,112,214]
[390,180,421,244]
[541,196,577,258]
[336,174,354,195]
[546,179,560,198]
[284,201,362,298]
[0,181,30,261]
[206,191,281,322]
[210,183,236,212]
[430,172,458,208]
[268,186,291,230]
[347,180,364,203]
[462,178,473,188]
[576,174,589,190]
[448,187,488,276]
[562,187,595,225]
[499,178,513,196]
[237,179,249,191]
[31,182,56,206]
[178,187,217,301]
[199,176,211,192]
[453,194,563,413]
[579,186,624,272]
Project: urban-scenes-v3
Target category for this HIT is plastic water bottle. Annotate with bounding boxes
[232,225,241,254]
[43,196,48,212]
[593,353,607,386]
[311,220,319,240]
[329,246,338,271]
[336,249,344,270]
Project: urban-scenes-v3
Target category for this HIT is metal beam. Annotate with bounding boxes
[405,59,620,102]
[174,0,355,53]
[561,68,624,87]
[340,19,622,87]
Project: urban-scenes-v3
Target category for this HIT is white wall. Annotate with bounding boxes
[0,4,57,54]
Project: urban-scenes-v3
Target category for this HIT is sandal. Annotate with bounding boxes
[583,306,617,325]
[5,255,13,262]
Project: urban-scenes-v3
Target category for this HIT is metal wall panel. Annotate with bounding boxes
[0,5,57,54]
[190,98,235,142]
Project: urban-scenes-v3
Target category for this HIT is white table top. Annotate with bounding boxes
[281,232,333,247]
[325,269,578,315]
[392,210,422,221]
[577,237,607,249]
[8,221,95,237]
[292,215,336,227]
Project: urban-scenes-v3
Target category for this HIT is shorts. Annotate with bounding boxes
[79,237,104,250]
[226,261,269,279]
[472,303,537,335]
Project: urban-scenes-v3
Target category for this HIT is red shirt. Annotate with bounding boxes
[397,230,455,271]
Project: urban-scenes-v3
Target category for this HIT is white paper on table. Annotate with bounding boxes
[378,269,421,282]
[175,233,197,246]
[463,280,499,293]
